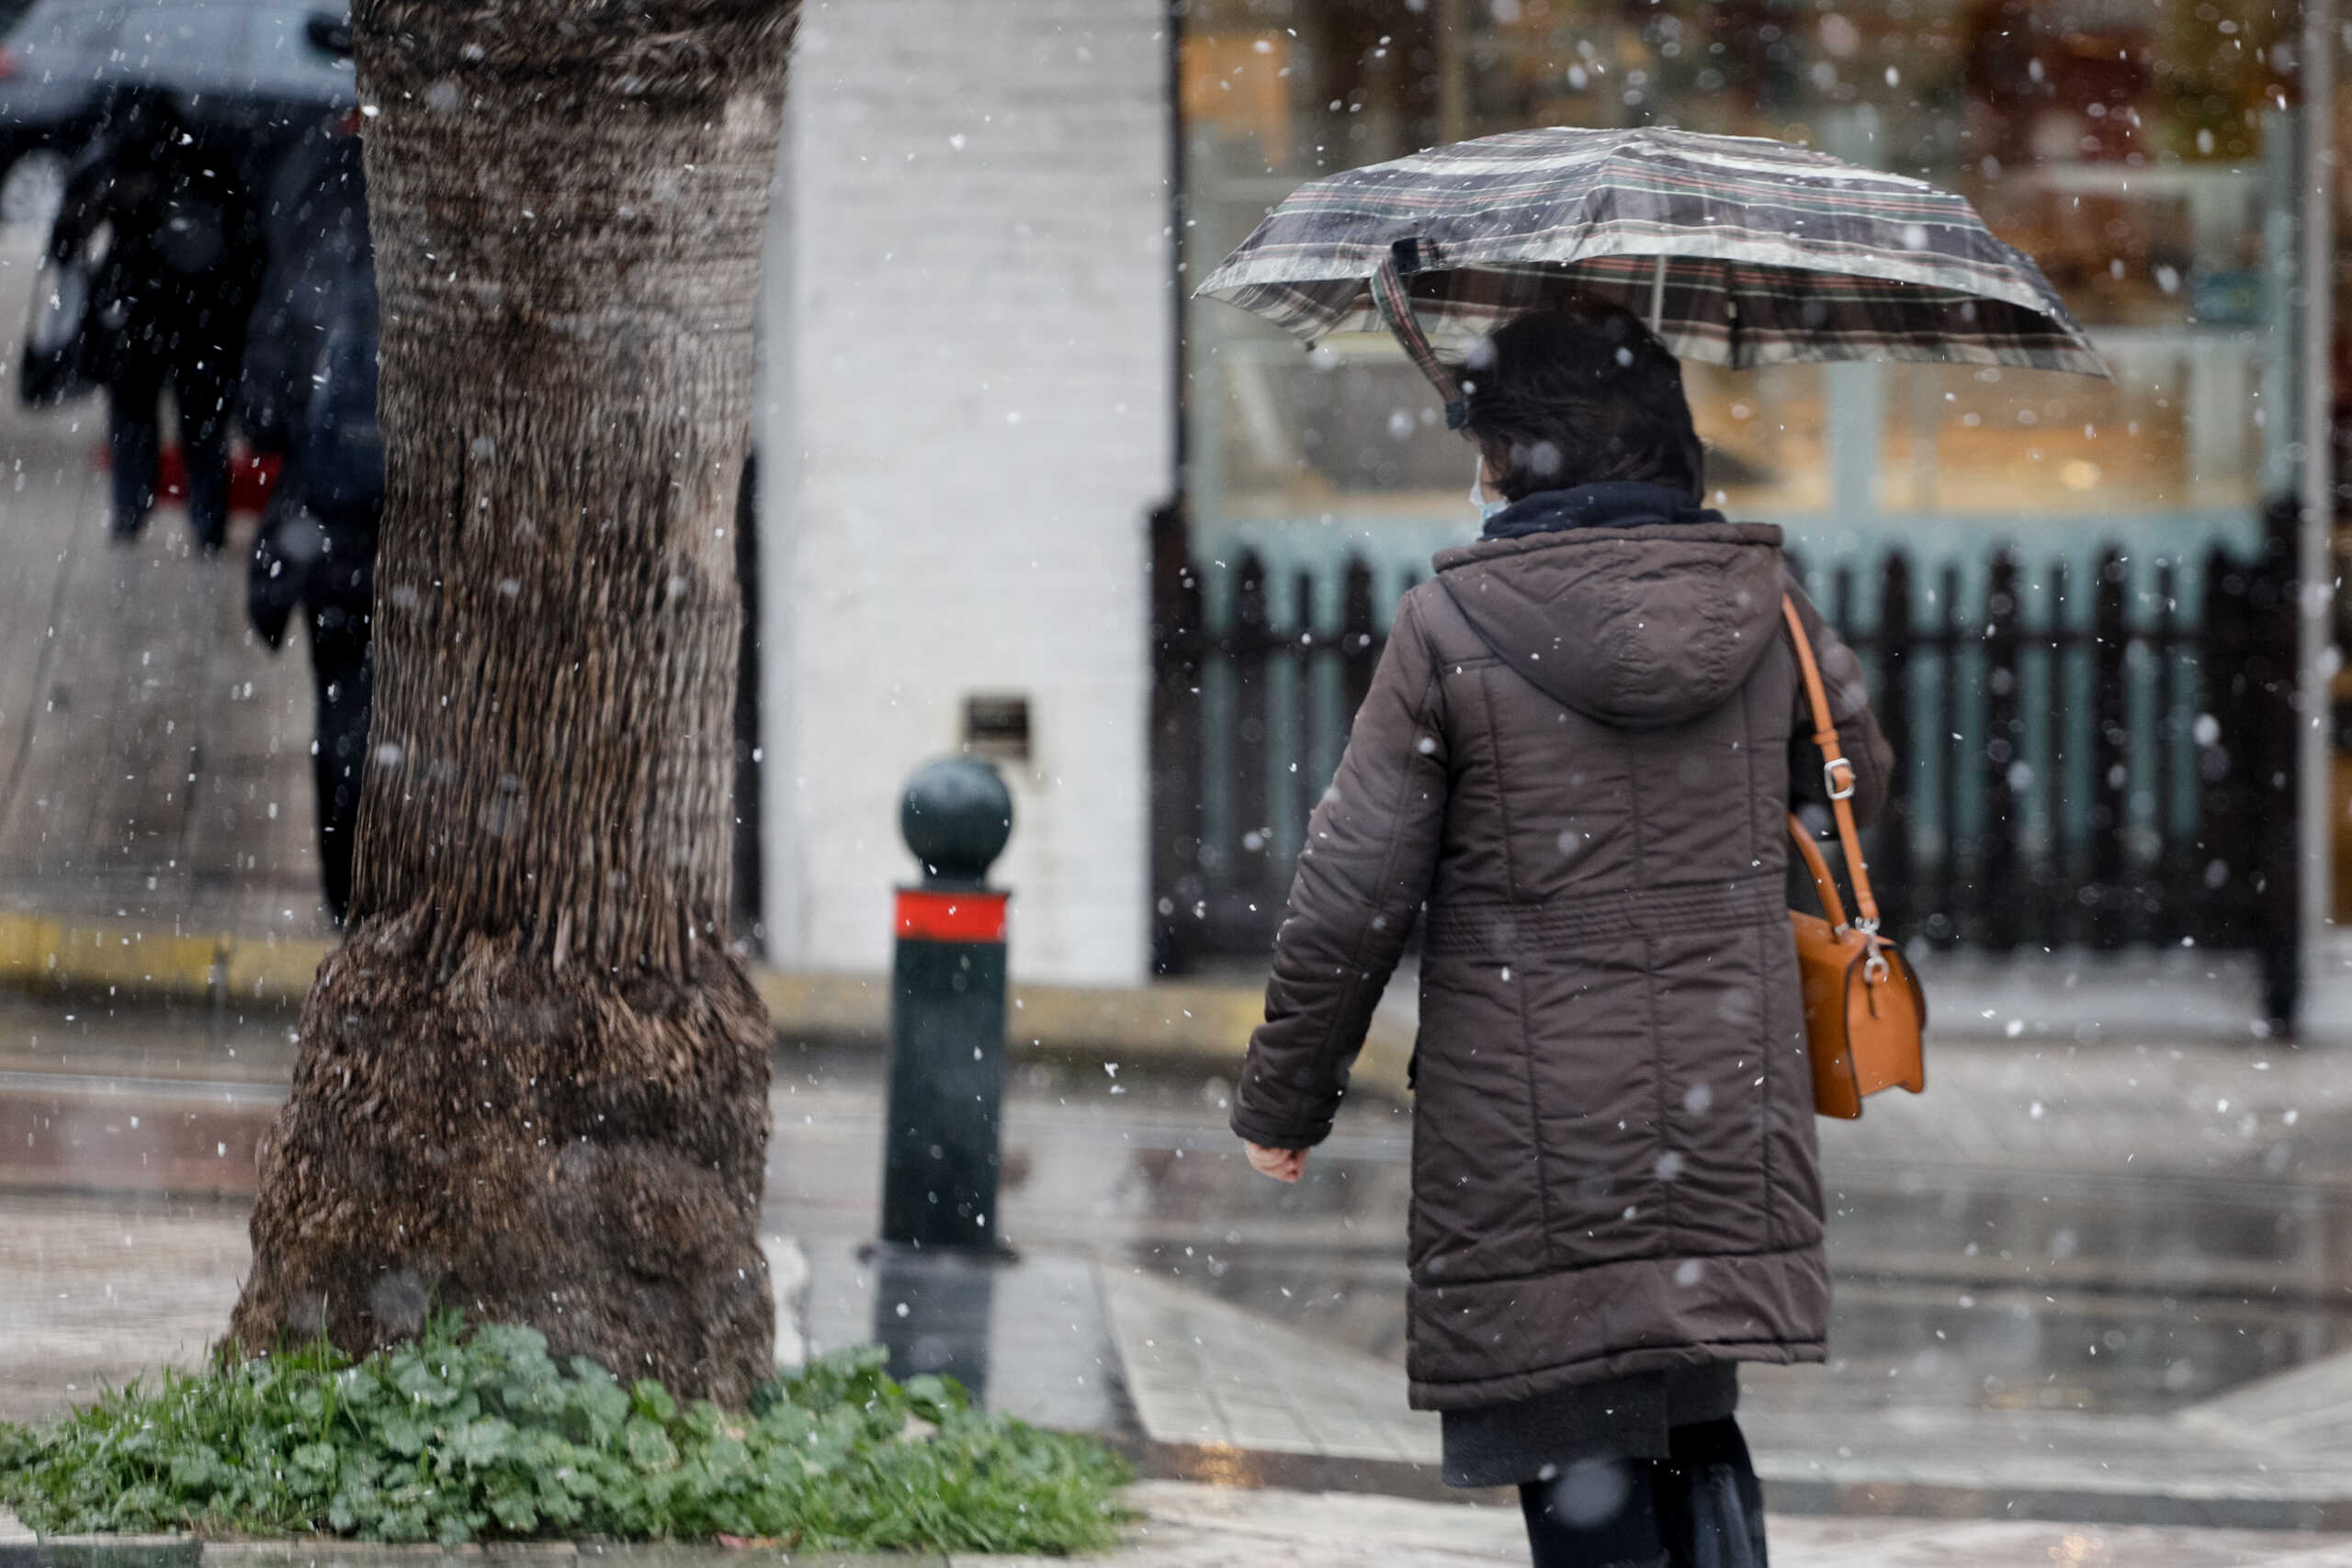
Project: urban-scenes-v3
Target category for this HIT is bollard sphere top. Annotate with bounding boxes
[901,757,1014,886]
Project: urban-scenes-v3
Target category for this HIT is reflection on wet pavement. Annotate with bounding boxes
[775,1037,2352,1425]
[807,1239,1133,1437]
[11,993,2352,1438]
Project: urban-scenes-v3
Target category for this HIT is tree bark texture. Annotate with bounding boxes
[231,0,797,1404]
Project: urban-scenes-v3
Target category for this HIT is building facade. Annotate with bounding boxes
[757,0,1176,986]
[756,0,2352,1030]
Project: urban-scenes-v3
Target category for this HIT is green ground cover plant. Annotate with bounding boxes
[0,1316,1129,1554]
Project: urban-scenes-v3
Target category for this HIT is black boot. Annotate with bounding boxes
[1655,1417,1768,1568]
[1519,1459,1668,1568]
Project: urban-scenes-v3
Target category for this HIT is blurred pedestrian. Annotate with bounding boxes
[48,86,264,551]
[238,108,376,924]
[247,270,379,923]
[239,115,368,465]
[1232,299,1894,1568]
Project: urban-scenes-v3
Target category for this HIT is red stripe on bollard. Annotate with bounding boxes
[896,889,1009,943]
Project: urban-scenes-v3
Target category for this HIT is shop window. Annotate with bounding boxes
[1177,0,2308,581]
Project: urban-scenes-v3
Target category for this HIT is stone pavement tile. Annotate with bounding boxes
[0,1071,278,1198]
[1041,1483,2352,1567]
[1300,1416,1426,1463]
[1747,1401,2352,1502]
[209,1549,580,1563]
[1788,1518,2352,1567]
[2258,1546,2352,1567]
[0,1191,810,1427]
[955,1522,1502,1568]
[1124,1390,1220,1441]
[581,1551,933,1568]
[1770,1516,1958,1551]
[0,990,301,1083]
[0,276,108,823]
[207,1550,922,1567]
[0,1193,248,1423]
[1103,1261,2352,1521]
[1098,1265,1441,1466]
[2190,1350,2352,1449]
[1812,1038,2352,1185]
[1093,1481,1524,1562]
[15,1538,198,1568]
[1198,1397,1316,1454]
[0,225,324,941]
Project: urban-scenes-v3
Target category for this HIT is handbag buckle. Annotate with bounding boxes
[1860,927,1891,984]
[1823,757,1857,800]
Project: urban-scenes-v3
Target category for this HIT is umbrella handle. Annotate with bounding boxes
[1373,242,1466,430]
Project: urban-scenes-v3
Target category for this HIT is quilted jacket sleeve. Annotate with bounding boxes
[1231,592,1452,1150]
[1784,577,1894,830]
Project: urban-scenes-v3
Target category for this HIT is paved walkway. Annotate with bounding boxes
[0,231,326,940]
[10,1484,2352,1565]
[1097,1483,2352,1566]
[1102,1257,2352,1529]
[13,1002,2352,1559]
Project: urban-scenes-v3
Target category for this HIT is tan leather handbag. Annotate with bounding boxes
[1781,596,1927,1120]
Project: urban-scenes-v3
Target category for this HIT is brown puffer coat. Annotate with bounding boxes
[1232,520,1893,1412]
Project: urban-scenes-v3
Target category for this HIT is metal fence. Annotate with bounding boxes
[1150,538,2300,1013]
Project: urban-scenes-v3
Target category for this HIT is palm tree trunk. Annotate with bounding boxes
[230,0,797,1404]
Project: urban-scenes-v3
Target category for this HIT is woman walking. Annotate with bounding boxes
[1231,299,1892,1567]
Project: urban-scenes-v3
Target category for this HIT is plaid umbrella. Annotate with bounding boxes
[1197,126,2109,426]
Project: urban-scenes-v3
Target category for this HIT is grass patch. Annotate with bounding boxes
[0,1315,1129,1554]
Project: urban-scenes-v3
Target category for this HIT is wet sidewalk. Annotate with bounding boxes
[1092,1483,2352,1566]
[0,229,327,942]
[12,994,2352,1551]
[13,1483,2346,1566]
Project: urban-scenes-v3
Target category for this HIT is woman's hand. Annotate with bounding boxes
[1244,1142,1307,1183]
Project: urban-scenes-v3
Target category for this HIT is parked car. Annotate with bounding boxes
[0,0,352,202]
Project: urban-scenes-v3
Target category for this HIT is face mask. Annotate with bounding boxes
[1470,460,1509,524]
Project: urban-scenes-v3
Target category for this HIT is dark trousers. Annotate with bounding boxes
[107,339,235,549]
[1519,1417,1767,1568]
[306,614,371,924]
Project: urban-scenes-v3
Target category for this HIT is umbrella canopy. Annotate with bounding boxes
[1197,126,2108,423]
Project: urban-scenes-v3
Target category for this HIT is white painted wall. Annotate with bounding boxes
[758,0,1173,985]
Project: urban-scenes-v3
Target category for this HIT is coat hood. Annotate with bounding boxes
[1432,522,1787,729]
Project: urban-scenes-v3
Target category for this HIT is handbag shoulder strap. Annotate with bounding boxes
[1785,810,1849,929]
[1780,595,1881,933]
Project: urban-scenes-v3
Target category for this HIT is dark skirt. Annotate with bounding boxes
[1441,1361,1740,1489]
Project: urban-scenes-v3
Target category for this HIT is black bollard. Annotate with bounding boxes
[878,756,1014,1254]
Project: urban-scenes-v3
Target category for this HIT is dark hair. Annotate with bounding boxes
[1459,297,1704,502]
